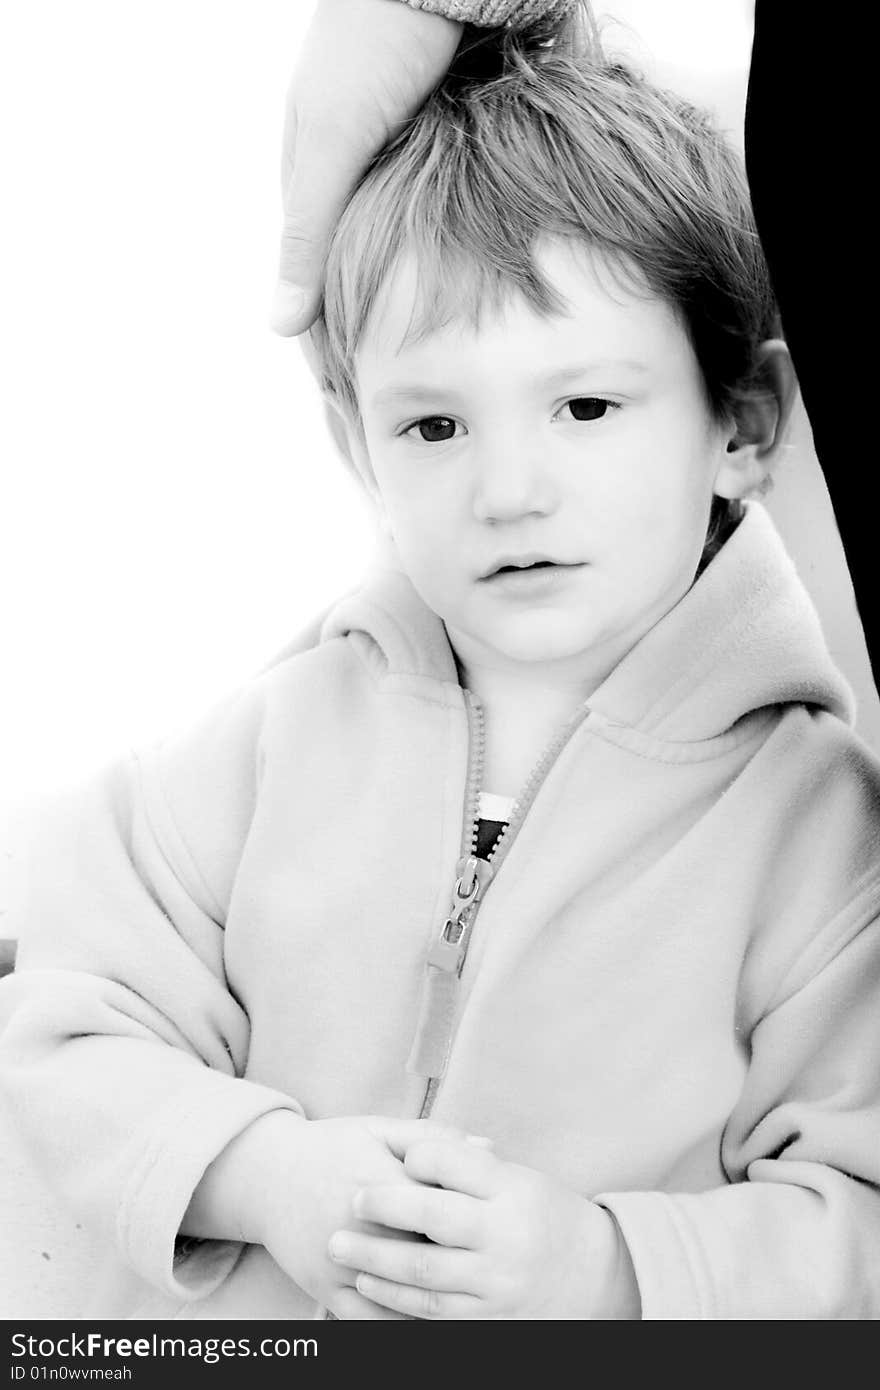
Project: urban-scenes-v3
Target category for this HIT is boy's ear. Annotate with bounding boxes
[712,340,798,501]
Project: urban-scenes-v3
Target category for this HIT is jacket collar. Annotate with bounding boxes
[319,503,854,742]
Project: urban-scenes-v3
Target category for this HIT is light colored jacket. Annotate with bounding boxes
[2,503,880,1319]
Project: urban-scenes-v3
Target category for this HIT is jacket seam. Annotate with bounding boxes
[134,752,227,926]
[755,872,880,1023]
[584,709,775,765]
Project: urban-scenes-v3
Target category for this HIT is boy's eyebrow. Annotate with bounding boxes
[368,384,470,411]
[369,361,649,412]
[542,361,650,387]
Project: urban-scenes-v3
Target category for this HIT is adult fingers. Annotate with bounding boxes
[351,1180,482,1248]
[329,1228,479,1295]
[404,1135,500,1197]
[271,0,461,336]
[271,111,377,336]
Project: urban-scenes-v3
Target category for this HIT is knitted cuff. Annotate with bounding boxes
[403,0,578,29]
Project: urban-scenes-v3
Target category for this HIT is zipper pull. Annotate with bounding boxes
[408,854,495,1080]
[427,855,494,974]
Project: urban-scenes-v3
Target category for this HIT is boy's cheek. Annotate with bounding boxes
[338,413,388,502]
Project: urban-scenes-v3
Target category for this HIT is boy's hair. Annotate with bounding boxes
[311,6,780,557]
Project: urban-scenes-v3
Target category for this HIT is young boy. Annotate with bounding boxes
[2,14,879,1320]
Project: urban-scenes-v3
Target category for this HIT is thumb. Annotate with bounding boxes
[271,111,375,337]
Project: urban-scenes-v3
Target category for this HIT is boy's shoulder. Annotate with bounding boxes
[138,569,455,891]
[155,565,441,770]
[771,696,880,830]
[735,699,880,1020]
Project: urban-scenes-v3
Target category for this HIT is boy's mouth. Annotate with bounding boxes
[481,555,581,580]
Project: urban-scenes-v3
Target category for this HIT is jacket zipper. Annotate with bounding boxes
[415,691,590,1117]
[321,694,589,1321]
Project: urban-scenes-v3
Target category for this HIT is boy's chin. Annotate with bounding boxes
[463,622,610,669]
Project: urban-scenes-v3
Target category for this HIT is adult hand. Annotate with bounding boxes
[271,0,462,336]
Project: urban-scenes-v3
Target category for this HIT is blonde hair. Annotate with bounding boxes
[311,10,780,554]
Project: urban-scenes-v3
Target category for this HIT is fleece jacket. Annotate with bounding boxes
[1,503,880,1320]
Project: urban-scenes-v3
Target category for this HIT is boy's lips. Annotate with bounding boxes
[478,557,587,598]
[479,554,584,580]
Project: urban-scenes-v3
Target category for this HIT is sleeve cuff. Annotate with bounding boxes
[594,1190,710,1320]
[117,1071,304,1301]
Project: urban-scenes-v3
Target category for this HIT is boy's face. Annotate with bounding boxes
[351,239,742,682]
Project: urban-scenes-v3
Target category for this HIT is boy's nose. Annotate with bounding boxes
[471,437,557,524]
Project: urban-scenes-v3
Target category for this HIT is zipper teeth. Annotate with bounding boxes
[419,698,590,1122]
[462,692,486,859]
[484,703,590,874]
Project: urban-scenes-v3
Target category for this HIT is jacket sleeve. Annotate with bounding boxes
[0,683,305,1303]
[402,0,576,27]
[596,888,880,1319]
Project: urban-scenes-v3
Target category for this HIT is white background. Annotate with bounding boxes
[2,0,878,1318]
[2,0,877,847]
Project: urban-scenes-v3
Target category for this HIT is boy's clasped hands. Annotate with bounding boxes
[253,1114,638,1319]
[328,1131,640,1320]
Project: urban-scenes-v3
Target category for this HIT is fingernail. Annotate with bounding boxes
[328,1233,351,1262]
[351,1188,367,1216]
[269,282,308,335]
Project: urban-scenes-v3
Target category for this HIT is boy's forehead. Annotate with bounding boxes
[355,239,683,395]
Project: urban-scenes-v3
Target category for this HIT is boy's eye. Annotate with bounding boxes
[405,416,460,443]
[560,397,612,422]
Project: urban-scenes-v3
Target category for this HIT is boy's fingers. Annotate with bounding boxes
[350,1181,482,1249]
[404,1136,499,1198]
[355,1273,482,1321]
[329,1228,478,1294]
[331,1286,411,1320]
[368,1115,490,1161]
